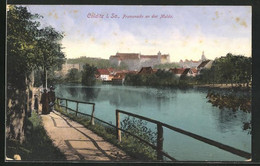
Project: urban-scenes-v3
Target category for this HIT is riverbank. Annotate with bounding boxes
[194,83,251,90]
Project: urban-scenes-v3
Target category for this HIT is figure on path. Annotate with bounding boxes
[41,89,49,114]
[34,94,39,114]
[48,86,56,112]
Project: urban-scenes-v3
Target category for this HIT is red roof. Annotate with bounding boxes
[107,68,116,73]
[169,68,187,75]
[138,67,155,74]
[190,68,198,73]
[97,69,110,75]
[114,73,126,79]
[197,60,211,68]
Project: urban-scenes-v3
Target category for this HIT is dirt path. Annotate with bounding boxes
[41,111,132,161]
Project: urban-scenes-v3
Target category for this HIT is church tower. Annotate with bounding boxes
[157,51,161,63]
[201,51,207,61]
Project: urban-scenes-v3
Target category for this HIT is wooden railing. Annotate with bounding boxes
[55,97,251,161]
[56,97,95,125]
[115,109,251,161]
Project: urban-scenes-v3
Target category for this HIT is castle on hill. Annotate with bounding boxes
[109,51,170,70]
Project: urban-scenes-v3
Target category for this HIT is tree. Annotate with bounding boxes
[198,53,252,87]
[7,5,43,142]
[6,5,65,143]
[36,26,65,88]
[66,68,81,83]
[81,63,97,86]
[7,5,40,89]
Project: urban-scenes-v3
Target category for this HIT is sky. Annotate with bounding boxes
[23,5,251,62]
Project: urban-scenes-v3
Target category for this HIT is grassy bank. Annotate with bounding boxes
[55,105,157,161]
[6,112,66,161]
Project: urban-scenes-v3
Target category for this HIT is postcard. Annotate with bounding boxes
[5,3,254,163]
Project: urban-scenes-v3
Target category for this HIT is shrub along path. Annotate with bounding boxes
[41,111,132,161]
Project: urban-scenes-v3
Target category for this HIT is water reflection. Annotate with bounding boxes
[80,87,101,101]
[72,86,174,109]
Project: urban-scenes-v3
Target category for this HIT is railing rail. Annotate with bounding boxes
[55,97,251,161]
[56,97,95,125]
[116,109,251,160]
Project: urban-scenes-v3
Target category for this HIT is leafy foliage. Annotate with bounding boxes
[125,69,188,87]
[7,5,65,88]
[81,63,97,86]
[154,62,179,69]
[121,116,157,145]
[7,6,40,89]
[66,68,82,83]
[197,53,252,87]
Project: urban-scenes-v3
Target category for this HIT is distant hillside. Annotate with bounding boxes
[67,57,127,69]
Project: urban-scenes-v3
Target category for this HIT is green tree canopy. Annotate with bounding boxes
[66,68,81,83]
[197,53,252,87]
[7,5,65,89]
[81,64,97,86]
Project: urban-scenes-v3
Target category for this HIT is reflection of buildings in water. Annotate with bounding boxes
[97,88,172,110]
[57,85,176,111]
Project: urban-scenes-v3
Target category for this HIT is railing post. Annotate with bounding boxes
[56,98,60,110]
[65,99,68,113]
[56,98,59,108]
[116,110,121,142]
[157,123,163,161]
[91,104,95,125]
[76,102,79,117]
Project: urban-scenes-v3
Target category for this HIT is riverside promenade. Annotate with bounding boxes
[41,111,132,161]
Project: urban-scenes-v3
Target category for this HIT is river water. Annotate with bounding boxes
[55,84,251,161]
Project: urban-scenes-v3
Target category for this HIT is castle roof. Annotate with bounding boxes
[110,52,169,61]
[140,55,158,59]
[115,53,140,60]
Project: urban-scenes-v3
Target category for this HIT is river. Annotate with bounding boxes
[55,84,251,161]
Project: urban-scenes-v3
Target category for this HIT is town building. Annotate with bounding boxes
[197,60,214,74]
[96,69,111,81]
[169,67,198,77]
[109,51,170,71]
[138,67,157,74]
[179,51,207,68]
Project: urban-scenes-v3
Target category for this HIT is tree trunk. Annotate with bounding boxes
[6,88,27,143]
